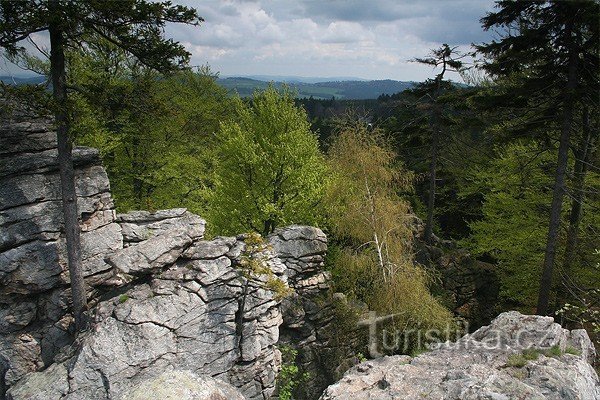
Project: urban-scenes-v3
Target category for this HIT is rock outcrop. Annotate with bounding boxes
[125,370,246,400]
[0,106,122,395]
[273,227,366,400]
[320,311,600,400]
[4,220,334,400]
[0,106,333,400]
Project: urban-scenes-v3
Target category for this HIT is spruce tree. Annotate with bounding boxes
[476,0,599,315]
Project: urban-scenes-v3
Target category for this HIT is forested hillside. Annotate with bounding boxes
[217,77,416,99]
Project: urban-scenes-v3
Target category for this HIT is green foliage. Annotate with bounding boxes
[317,293,367,382]
[507,353,528,368]
[0,1,202,70]
[462,138,600,312]
[508,345,574,368]
[118,294,129,304]
[277,345,309,400]
[461,141,554,310]
[556,250,600,352]
[238,232,292,300]
[325,120,414,279]
[207,86,328,236]
[72,45,233,214]
[325,120,455,354]
[564,346,582,356]
[544,345,562,358]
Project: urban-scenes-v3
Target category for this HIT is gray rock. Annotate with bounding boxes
[0,240,64,294]
[1,334,43,387]
[183,236,236,260]
[0,146,100,178]
[0,109,122,396]
[106,227,199,275]
[5,229,299,400]
[6,363,69,400]
[118,209,205,245]
[269,225,327,262]
[0,118,56,155]
[320,311,600,400]
[0,301,37,333]
[124,370,246,400]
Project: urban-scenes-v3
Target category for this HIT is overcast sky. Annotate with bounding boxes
[1,0,500,82]
[169,0,499,81]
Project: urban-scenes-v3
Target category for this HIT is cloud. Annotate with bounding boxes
[168,0,498,80]
[321,21,374,44]
[298,0,431,22]
[2,0,496,81]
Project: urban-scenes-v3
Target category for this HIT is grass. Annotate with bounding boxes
[564,346,582,356]
[507,353,530,368]
[410,348,431,357]
[506,345,580,368]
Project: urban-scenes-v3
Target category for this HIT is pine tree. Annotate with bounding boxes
[413,44,465,243]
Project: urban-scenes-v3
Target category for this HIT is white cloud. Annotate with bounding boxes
[169,0,496,80]
[1,0,496,81]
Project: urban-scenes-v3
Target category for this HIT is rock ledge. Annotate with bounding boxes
[320,311,599,400]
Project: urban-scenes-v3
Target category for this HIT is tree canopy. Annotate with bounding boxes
[208,86,328,236]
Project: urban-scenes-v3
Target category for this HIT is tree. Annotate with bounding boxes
[208,86,328,236]
[561,107,598,273]
[325,118,414,282]
[477,0,599,315]
[69,42,233,213]
[325,118,454,354]
[463,141,554,309]
[0,0,202,330]
[412,44,464,243]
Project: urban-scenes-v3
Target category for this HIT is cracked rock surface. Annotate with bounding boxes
[320,311,600,400]
[1,106,330,400]
[1,105,122,394]
[4,227,306,400]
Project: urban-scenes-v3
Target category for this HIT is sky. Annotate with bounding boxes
[1,0,500,82]
[168,0,499,81]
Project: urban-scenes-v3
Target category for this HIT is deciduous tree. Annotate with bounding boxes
[208,86,327,236]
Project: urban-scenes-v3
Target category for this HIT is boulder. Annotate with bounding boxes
[124,370,246,400]
[320,311,600,400]
[117,209,205,246]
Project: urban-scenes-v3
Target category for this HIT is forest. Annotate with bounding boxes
[0,0,599,393]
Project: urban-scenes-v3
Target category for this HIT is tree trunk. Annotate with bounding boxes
[131,135,144,208]
[536,20,578,316]
[424,104,440,244]
[49,5,89,331]
[559,107,592,297]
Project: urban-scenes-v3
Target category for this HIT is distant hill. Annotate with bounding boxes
[1,74,416,100]
[229,75,370,84]
[0,75,46,85]
[217,77,416,100]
